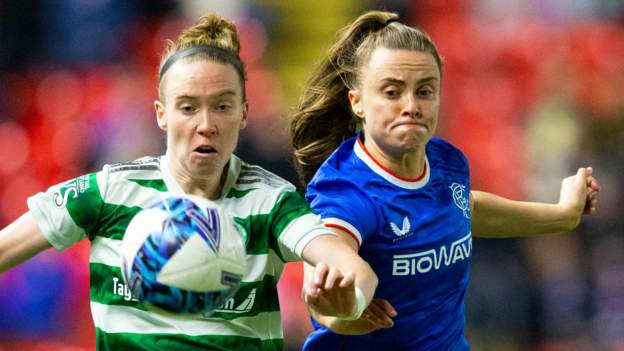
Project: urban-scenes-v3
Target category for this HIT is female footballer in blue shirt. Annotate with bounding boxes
[291,10,600,351]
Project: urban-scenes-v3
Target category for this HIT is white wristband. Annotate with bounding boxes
[341,287,367,320]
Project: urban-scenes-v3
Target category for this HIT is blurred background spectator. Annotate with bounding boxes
[0,0,622,350]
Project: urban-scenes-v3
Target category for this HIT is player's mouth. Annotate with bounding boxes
[395,121,428,130]
[193,145,217,155]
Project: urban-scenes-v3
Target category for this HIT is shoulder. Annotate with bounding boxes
[427,137,469,169]
[313,136,359,180]
[307,169,374,214]
[236,160,295,192]
[226,158,302,210]
[107,156,161,174]
[99,156,165,195]
[104,156,162,179]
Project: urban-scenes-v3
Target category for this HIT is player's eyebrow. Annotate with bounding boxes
[174,90,238,101]
[379,76,439,85]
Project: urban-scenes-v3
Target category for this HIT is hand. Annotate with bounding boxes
[302,262,357,318]
[324,298,397,335]
[558,167,601,227]
[362,298,397,330]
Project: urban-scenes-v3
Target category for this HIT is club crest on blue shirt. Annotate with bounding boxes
[450,183,470,219]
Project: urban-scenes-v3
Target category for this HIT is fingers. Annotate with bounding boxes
[312,262,355,291]
[581,167,600,214]
[375,298,397,318]
[302,283,319,306]
[362,299,395,328]
[587,175,601,193]
[324,266,343,290]
[575,167,588,186]
[312,262,329,289]
[338,272,355,289]
[584,189,599,214]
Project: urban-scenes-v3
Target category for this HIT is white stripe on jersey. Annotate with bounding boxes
[354,139,431,190]
[218,186,287,218]
[91,302,283,339]
[104,178,165,208]
[278,213,334,261]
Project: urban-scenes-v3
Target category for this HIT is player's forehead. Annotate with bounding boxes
[162,59,243,101]
[362,48,440,85]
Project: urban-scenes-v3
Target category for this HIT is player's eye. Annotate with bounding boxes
[384,88,400,98]
[180,105,197,114]
[417,85,436,98]
[215,103,232,112]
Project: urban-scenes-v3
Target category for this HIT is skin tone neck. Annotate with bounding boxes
[364,132,426,179]
[167,150,227,199]
[348,47,440,179]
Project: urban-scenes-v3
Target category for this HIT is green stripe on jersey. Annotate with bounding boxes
[237,191,312,257]
[95,203,142,241]
[90,263,147,310]
[95,328,284,351]
[128,178,168,192]
[226,187,256,199]
[90,262,280,317]
[65,173,103,233]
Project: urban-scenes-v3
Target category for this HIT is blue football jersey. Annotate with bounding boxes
[304,134,472,351]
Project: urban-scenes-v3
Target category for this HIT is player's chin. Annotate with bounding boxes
[393,137,428,153]
[188,155,222,174]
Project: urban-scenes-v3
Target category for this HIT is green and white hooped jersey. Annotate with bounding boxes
[27,154,330,351]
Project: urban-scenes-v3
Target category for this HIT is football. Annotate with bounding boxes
[121,195,247,314]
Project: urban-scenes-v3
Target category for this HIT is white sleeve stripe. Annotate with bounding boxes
[292,227,335,259]
[322,218,362,245]
[278,213,334,261]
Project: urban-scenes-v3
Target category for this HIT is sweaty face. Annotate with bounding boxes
[155,59,247,180]
[349,48,440,160]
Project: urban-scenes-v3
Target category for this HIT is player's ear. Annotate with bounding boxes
[239,101,248,130]
[348,89,364,119]
[155,100,167,131]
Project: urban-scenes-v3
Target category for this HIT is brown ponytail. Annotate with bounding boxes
[289,11,400,186]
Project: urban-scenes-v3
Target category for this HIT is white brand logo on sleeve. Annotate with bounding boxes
[450,183,470,219]
[392,233,472,275]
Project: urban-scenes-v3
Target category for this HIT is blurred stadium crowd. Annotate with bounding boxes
[0,1,622,350]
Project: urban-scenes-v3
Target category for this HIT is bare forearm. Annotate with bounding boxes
[0,212,52,273]
[471,191,579,238]
[302,234,378,303]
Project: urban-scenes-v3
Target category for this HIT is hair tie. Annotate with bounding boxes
[159,45,242,81]
[385,17,400,26]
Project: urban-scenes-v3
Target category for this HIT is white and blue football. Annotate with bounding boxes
[121,195,247,314]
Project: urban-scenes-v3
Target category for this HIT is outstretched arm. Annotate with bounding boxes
[300,228,378,319]
[472,167,600,238]
[300,227,396,334]
[0,211,52,273]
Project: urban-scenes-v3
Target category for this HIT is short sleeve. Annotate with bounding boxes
[271,190,334,262]
[306,177,379,247]
[27,168,109,251]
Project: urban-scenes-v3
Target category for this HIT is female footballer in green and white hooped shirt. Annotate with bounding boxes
[0,13,378,351]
